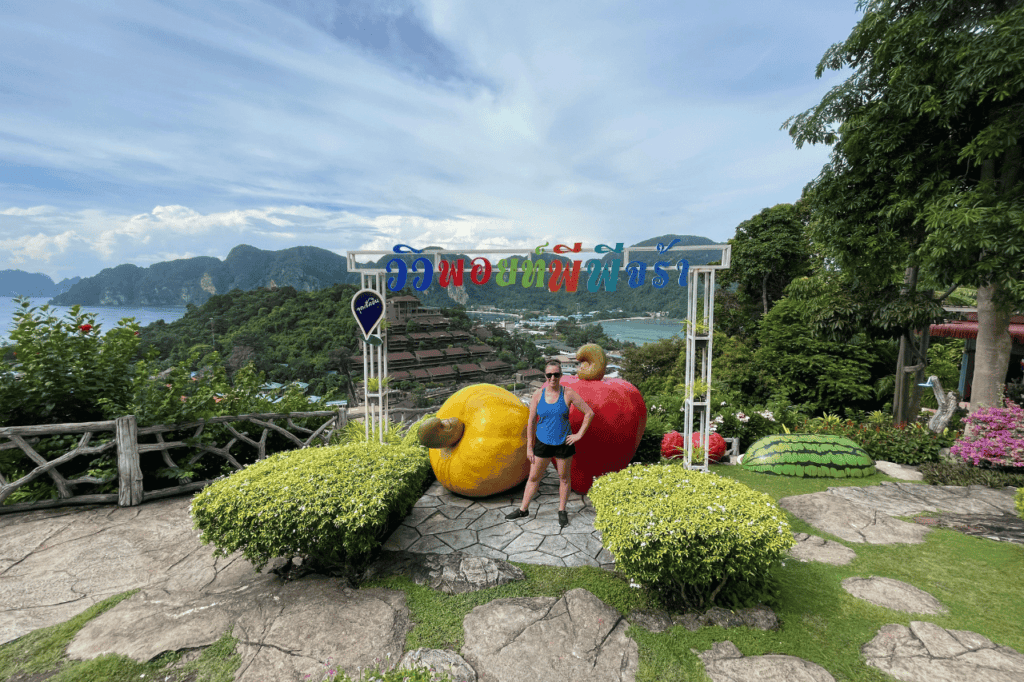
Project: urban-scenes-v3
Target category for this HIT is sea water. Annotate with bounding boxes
[0,297,187,341]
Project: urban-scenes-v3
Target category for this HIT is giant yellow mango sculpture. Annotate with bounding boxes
[417,384,529,497]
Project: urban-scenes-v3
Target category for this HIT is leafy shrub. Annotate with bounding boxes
[190,433,429,574]
[920,460,1024,489]
[590,465,793,610]
[0,299,144,426]
[950,400,1024,469]
[1007,380,1024,408]
[632,413,670,465]
[800,415,951,465]
[101,349,341,488]
[712,400,800,449]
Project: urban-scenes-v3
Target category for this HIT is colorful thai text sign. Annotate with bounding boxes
[380,239,706,294]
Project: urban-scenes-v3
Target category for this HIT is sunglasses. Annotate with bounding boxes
[546,372,562,378]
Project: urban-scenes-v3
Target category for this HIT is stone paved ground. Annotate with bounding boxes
[383,467,615,569]
[3,469,1024,682]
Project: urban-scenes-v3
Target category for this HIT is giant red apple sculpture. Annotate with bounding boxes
[561,344,647,493]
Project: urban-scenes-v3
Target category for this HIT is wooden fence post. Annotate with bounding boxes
[116,415,144,506]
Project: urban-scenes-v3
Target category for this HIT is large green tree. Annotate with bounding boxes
[721,202,814,317]
[785,0,1024,412]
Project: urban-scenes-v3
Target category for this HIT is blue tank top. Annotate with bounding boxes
[536,387,571,445]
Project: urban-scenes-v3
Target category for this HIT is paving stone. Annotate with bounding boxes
[502,532,544,555]
[562,532,600,555]
[407,536,456,554]
[436,494,476,509]
[436,504,471,520]
[507,551,565,567]
[789,532,857,565]
[419,515,474,535]
[596,547,615,564]
[459,544,509,561]
[440,530,479,551]
[66,579,412,682]
[560,552,599,568]
[696,640,835,682]
[382,525,420,551]
[399,648,476,682]
[842,577,947,614]
[403,507,442,526]
[828,482,1017,518]
[538,535,578,558]
[863,622,1024,682]
[875,461,925,481]
[412,495,442,508]
[917,512,1024,545]
[454,507,486,523]
[462,589,638,682]
[779,492,930,544]
[911,620,968,658]
[467,509,511,532]
[477,524,523,551]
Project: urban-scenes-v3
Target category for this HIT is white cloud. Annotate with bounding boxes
[0,1,859,280]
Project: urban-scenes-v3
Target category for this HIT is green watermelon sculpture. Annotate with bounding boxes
[742,434,876,478]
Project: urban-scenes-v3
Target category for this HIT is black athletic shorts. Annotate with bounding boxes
[534,440,575,459]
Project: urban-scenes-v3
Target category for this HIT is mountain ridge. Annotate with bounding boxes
[0,270,81,297]
[44,235,724,314]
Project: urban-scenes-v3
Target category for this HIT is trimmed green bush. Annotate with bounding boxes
[589,465,794,610]
[190,439,430,573]
[743,434,876,478]
[920,460,1024,489]
[800,415,953,465]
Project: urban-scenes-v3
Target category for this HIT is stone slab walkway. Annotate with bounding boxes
[779,481,1019,545]
[383,467,615,569]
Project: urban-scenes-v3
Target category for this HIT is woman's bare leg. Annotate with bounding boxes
[554,456,572,511]
[518,457,551,511]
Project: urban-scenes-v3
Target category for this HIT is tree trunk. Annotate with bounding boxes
[971,282,1012,412]
[762,273,769,315]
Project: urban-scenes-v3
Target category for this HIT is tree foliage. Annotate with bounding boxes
[0,300,146,426]
[720,202,814,318]
[784,0,1024,409]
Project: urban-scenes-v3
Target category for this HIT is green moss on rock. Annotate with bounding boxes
[742,434,875,478]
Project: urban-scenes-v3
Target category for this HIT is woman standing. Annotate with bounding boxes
[506,360,594,527]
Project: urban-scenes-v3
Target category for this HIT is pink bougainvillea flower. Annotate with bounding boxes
[180,396,187,402]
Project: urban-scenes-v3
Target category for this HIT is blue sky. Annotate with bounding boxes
[0,0,861,280]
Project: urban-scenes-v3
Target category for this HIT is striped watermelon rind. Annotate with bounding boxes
[741,434,875,478]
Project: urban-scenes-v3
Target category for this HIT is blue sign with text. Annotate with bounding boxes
[351,289,385,339]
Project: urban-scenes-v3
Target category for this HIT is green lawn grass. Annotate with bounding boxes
[2,467,1021,682]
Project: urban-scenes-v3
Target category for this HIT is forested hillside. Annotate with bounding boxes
[140,284,363,398]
